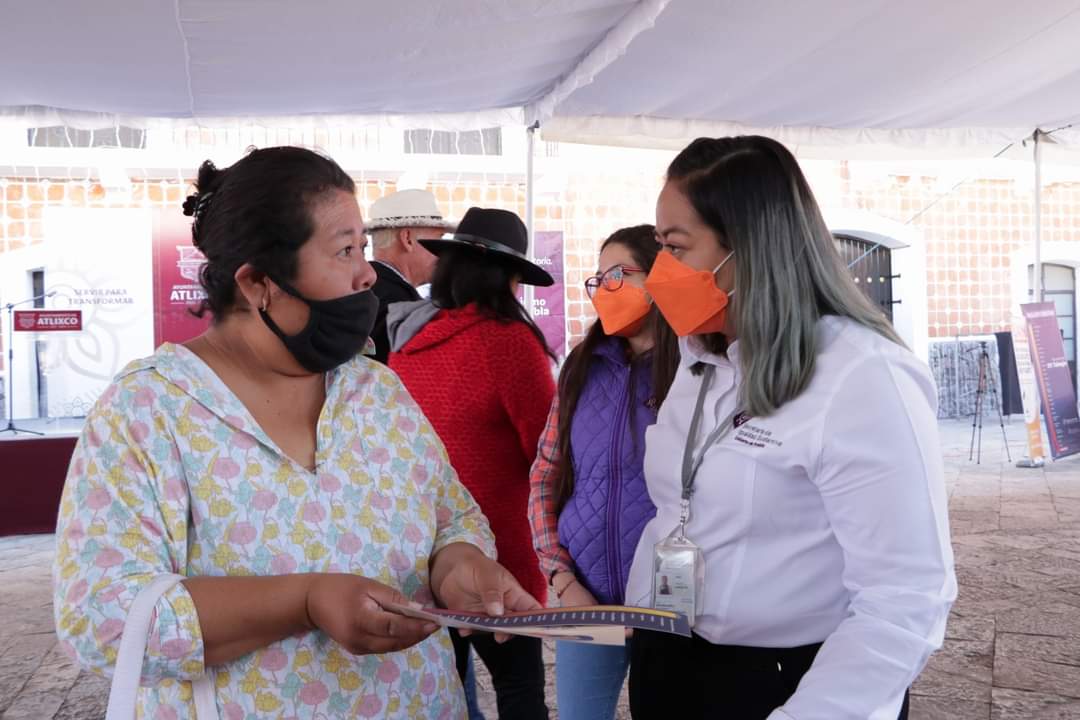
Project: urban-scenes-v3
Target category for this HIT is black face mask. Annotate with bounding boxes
[259,278,378,373]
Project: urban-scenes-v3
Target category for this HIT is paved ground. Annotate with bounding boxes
[1,419,1078,719]
[905,419,1080,720]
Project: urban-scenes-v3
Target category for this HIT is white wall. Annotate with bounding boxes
[1,207,154,419]
[823,208,930,363]
[1009,242,1080,317]
[2,242,49,419]
[1009,242,1080,414]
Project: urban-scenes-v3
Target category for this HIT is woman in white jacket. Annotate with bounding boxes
[626,135,956,720]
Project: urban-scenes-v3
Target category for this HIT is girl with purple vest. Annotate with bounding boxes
[528,225,680,720]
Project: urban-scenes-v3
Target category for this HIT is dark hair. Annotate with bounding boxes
[666,136,902,412]
[550,224,680,513]
[429,247,556,361]
[182,146,356,319]
[664,138,744,359]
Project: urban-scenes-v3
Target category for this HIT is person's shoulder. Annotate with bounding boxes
[821,316,916,365]
[337,352,397,384]
[333,353,439,437]
[372,267,416,301]
[489,317,546,347]
[82,347,183,429]
[817,316,933,394]
[335,353,414,402]
[481,322,553,373]
[114,344,192,395]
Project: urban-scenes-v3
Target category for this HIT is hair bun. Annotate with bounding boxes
[182,194,199,217]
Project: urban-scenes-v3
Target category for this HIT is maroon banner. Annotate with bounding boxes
[1021,302,1080,459]
[13,310,83,332]
[152,207,211,346]
[0,436,78,536]
[519,231,566,359]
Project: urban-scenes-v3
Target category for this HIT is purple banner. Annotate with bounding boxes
[1021,302,1080,459]
[519,231,566,359]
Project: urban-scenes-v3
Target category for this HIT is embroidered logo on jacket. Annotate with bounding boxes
[734,419,784,449]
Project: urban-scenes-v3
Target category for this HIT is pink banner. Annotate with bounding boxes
[1021,302,1080,459]
[521,231,565,359]
[152,208,211,346]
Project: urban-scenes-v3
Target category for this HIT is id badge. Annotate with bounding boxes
[651,529,705,626]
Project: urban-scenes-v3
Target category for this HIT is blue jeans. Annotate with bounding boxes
[453,629,547,720]
[463,651,485,720]
[556,641,630,720]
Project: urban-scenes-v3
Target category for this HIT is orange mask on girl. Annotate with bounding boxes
[644,250,735,337]
[591,283,652,337]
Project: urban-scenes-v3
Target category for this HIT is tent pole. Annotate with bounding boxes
[524,122,538,323]
[526,123,537,246]
[1015,128,1047,469]
[1033,129,1043,303]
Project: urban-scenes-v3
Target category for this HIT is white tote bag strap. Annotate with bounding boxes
[192,672,218,719]
[106,574,218,720]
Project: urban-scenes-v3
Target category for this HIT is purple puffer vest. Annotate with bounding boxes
[557,337,658,605]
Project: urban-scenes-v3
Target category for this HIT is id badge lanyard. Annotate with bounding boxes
[652,364,737,625]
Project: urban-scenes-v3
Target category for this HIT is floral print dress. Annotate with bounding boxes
[53,343,495,720]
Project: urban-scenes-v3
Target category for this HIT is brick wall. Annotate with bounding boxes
[835,170,1080,339]
[0,176,546,252]
[4,160,1080,350]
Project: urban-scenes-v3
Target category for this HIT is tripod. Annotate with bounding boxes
[1,292,56,436]
[968,341,1011,464]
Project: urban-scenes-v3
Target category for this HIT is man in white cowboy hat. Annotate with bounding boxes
[368,190,488,720]
[366,189,455,364]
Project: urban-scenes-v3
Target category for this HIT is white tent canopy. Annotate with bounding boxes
[1,0,642,124]
[536,0,1080,152]
[3,0,1079,152]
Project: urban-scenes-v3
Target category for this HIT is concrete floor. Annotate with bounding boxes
[1,419,1078,719]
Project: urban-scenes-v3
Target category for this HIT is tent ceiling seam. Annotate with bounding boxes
[525,0,673,126]
[939,5,1080,93]
[173,0,197,119]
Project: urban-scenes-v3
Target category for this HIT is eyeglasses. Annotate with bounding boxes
[585,265,644,298]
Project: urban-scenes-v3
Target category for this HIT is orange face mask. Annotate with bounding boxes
[591,283,652,337]
[644,250,735,337]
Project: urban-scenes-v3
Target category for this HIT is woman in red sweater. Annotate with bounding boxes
[388,207,555,720]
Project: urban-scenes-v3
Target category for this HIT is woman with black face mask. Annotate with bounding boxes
[53,147,537,720]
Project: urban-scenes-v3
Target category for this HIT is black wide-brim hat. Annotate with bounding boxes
[418,207,554,287]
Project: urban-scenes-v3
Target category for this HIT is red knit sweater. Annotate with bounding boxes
[389,305,555,602]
